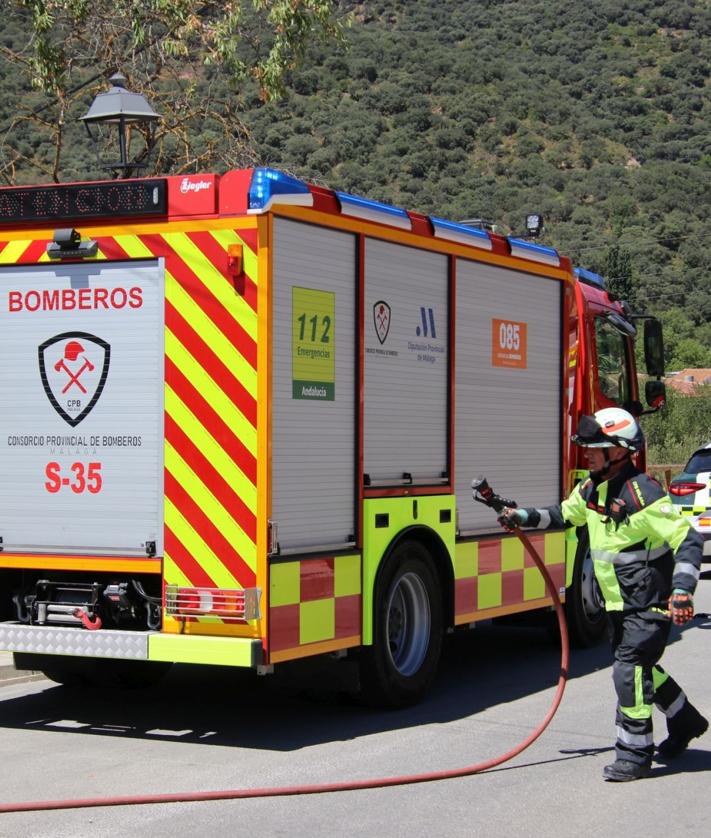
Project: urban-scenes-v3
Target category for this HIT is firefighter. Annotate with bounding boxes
[501,407,707,782]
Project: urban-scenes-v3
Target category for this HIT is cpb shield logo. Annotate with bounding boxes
[373,300,391,345]
[38,332,111,427]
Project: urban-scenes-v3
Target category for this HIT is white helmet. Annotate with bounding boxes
[572,407,644,452]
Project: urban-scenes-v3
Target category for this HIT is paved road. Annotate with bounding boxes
[1,571,710,838]
[0,652,43,688]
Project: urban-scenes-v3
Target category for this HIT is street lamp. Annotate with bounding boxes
[80,72,161,178]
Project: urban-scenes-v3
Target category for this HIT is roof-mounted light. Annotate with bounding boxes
[574,267,606,289]
[508,238,560,266]
[46,228,98,260]
[430,217,492,250]
[336,192,411,230]
[248,168,313,213]
[524,213,544,238]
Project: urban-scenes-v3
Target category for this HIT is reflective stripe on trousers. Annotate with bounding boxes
[609,610,672,766]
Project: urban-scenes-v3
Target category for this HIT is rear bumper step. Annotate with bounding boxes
[0,623,263,668]
[0,623,149,659]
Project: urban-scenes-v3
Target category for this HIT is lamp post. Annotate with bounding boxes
[80,72,161,178]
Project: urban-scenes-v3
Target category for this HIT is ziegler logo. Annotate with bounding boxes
[180,178,212,194]
[38,332,110,427]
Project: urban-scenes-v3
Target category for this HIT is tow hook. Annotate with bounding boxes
[73,608,102,631]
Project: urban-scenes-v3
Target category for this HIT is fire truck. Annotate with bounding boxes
[0,168,665,705]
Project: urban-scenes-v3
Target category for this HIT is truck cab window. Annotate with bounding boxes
[595,318,631,406]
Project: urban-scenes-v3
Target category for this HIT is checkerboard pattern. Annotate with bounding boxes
[268,554,361,662]
[679,506,710,516]
[453,532,566,622]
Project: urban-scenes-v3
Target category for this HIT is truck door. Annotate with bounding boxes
[0,260,165,556]
[270,218,357,553]
[454,260,563,532]
[592,314,636,410]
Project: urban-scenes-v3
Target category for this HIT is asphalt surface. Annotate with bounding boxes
[0,652,43,688]
[1,572,710,837]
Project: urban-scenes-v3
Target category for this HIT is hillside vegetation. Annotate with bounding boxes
[244,0,711,371]
[1,0,710,457]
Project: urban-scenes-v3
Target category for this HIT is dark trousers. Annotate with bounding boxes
[608,610,687,765]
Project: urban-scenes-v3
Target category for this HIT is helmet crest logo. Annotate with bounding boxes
[38,332,111,427]
[373,300,391,345]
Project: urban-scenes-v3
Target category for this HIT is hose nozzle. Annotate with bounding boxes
[471,476,517,514]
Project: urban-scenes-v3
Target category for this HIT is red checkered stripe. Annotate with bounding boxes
[453,532,566,623]
[268,554,362,663]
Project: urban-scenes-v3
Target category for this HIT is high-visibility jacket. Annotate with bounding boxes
[524,463,702,611]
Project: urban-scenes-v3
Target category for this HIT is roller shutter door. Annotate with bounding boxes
[455,260,562,533]
[271,219,356,552]
[364,239,449,485]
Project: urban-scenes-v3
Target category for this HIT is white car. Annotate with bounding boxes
[669,443,711,559]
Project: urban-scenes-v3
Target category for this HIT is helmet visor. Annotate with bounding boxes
[572,414,616,448]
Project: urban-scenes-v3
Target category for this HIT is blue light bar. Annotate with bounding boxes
[508,238,560,266]
[336,192,411,230]
[574,267,606,289]
[248,168,312,212]
[430,217,492,250]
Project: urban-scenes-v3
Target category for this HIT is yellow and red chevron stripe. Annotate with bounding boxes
[0,222,263,636]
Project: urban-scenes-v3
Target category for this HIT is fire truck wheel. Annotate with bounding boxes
[359,541,443,707]
[566,530,606,647]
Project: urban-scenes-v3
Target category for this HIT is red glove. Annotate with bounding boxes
[669,590,694,626]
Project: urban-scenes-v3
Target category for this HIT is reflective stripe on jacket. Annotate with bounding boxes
[524,464,703,611]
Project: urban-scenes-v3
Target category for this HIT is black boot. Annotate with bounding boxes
[657,708,708,758]
[603,759,651,782]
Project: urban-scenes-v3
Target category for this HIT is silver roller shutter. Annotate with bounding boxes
[271,218,356,552]
[364,239,449,485]
[455,260,562,533]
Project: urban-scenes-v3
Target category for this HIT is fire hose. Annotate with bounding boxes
[0,478,569,814]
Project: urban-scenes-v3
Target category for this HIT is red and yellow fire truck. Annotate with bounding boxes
[0,169,665,705]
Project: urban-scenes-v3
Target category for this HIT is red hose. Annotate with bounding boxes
[0,529,569,814]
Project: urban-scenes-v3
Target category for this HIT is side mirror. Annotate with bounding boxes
[644,319,665,378]
[645,379,666,411]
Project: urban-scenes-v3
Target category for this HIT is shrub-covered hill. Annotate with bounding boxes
[244,0,711,368]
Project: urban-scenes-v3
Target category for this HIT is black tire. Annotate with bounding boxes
[359,540,443,708]
[566,529,607,647]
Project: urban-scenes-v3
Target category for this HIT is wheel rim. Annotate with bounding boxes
[385,571,431,677]
[580,550,604,624]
